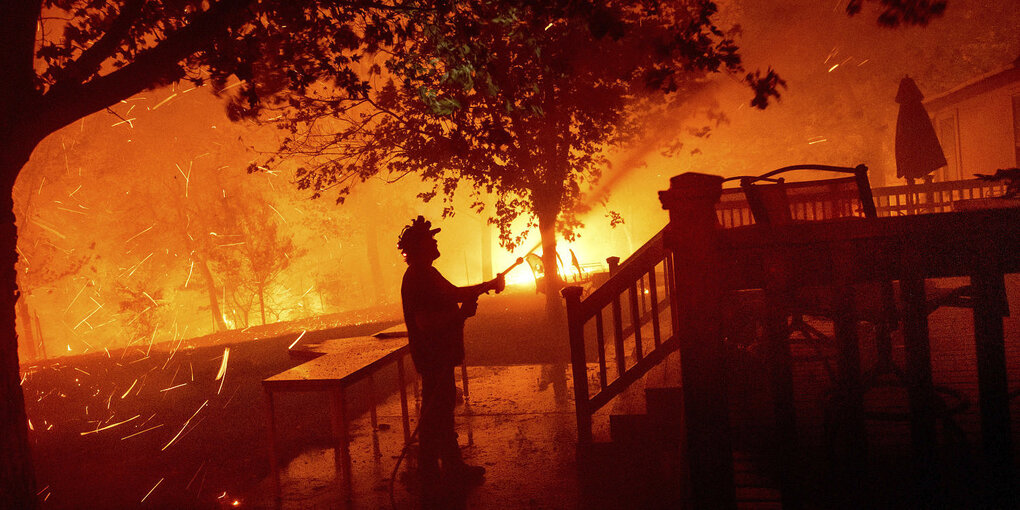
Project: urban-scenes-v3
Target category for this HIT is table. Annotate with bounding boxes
[263,335,412,504]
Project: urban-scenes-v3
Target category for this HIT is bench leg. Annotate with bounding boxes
[368,374,381,459]
[330,387,353,500]
[264,390,281,509]
[397,357,411,447]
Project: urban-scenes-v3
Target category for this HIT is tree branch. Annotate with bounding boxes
[37,0,253,135]
[0,0,44,111]
[49,0,148,87]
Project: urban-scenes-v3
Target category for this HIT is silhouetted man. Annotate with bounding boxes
[398,216,503,486]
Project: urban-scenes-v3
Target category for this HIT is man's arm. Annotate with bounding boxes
[450,274,505,302]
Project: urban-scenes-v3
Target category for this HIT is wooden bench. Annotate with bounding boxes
[263,331,413,504]
[264,323,474,504]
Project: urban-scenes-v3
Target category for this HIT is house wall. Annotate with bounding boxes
[928,79,1020,179]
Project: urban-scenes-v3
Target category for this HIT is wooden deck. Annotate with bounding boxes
[565,174,1020,508]
[725,287,1020,508]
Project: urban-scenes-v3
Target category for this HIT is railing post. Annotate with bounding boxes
[607,256,620,274]
[971,246,1013,507]
[830,247,869,508]
[562,285,592,446]
[761,249,802,509]
[659,172,736,510]
[607,257,626,376]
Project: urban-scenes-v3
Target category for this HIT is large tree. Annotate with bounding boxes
[0,1,410,506]
[258,0,784,315]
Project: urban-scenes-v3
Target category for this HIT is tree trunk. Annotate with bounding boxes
[258,283,266,325]
[536,200,569,400]
[536,207,564,321]
[366,226,386,305]
[196,254,228,331]
[481,220,493,281]
[16,295,35,363]
[0,143,38,509]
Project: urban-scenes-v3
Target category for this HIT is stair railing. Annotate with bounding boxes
[562,187,749,446]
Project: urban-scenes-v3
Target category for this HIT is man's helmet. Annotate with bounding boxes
[397,216,440,255]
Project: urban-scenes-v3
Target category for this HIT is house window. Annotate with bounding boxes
[1013,94,1020,166]
[936,112,960,181]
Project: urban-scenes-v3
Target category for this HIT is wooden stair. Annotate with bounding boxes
[578,359,685,509]
[577,347,783,509]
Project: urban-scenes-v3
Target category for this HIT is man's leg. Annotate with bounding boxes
[436,366,485,482]
[435,366,462,467]
[418,369,444,481]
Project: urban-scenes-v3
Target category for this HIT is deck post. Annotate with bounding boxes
[659,172,736,510]
[562,285,592,446]
[761,255,802,510]
[829,246,869,508]
[900,270,939,505]
[971,251,1013,506]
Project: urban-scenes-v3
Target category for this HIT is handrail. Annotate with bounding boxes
[562,230,678,445]
[581,232,664,315]
[563,186,764,445]
[738,163,868,182]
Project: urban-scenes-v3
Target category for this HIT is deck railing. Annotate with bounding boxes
[872,178,1005,216]
[564,177,1008,448]
[714,177,1006,229]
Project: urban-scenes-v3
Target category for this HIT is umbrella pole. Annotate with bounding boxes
[922,174,935,213]
[906,177,917,215]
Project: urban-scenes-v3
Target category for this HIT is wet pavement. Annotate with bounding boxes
[257,364,584,509]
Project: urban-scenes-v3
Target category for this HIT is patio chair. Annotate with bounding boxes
[738,164,968,426]
[739,163,877,226]
[569,249,604,283]
[735,164,893,377]
[525,253,545,294]
[525,252,567,293]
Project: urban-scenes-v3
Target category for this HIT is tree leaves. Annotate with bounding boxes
[258,0,783,257]
[845,0,949,27]
[745,68,786,110]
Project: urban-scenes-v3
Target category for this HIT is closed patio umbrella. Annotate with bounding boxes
[895,76,947,183]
